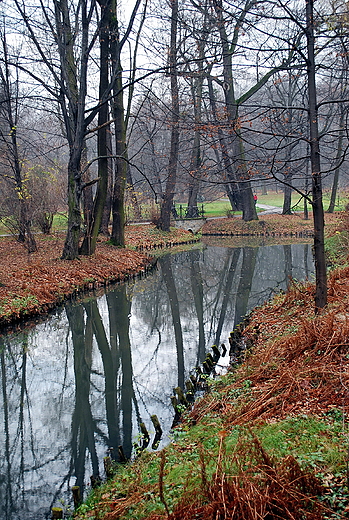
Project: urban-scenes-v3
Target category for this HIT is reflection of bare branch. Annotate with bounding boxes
[28,445,69,471]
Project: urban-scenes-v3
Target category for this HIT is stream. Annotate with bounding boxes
[0,240,314,520]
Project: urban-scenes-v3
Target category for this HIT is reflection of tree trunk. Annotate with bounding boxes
[1,341,13,516]
[19,338,27,486]
[160,255,185,389]
[234,247,258,326]
[284,244,292,289]
[66,304,99,490]
[106,286,133,459]
[304,244,309,279]
[190,250,205,363]
[83,300,119,454]
[214,248,241,346]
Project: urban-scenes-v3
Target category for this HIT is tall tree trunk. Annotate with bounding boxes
[80,0,110,255]
[110,68,127,246]
[207,76,242,211]
[282,173,293,215]
[186,27,207,219]
[81,142,93,230]
[109,0,127,247]
[306,0,327,310]
[158,0,179,231]
[0,42,37,252]
[186,86,201,218]
[212,0,257,221]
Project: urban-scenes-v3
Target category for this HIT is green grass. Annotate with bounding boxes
[52,212,68,231]
[0,212,68,236]
[177,201,241,218]
[252,190,348,212]
[72,405,348,520]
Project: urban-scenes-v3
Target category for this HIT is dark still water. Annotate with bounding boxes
[0,242,314,520]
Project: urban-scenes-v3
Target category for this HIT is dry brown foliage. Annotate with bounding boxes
[201,212,341,237]
[0,226,195,326]
[147,434,326,520]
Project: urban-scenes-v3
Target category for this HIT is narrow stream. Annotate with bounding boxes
[0,241,314,520]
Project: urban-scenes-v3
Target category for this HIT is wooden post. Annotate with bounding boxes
[174,386,188,407]
[190,374,197,388]
[51,507,63,519]
[140,422,150,449]
[212,345,220,361]
[151,414,163,449]
[90,475,101,488]
[72,486,81,509]
[185,379,194,393]
[118,445,127,463]
[151,414,163,435]
[206,353,215,367]
[202,361,210,373]
[170,395,178,411]
[104,456,113,478]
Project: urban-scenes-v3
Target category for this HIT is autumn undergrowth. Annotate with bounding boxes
[0,292,39,319]
[72,408,348,520]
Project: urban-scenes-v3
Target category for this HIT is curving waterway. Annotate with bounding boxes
[0,241,314,519]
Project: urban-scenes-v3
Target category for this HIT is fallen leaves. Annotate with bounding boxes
[202,212,341,237]
[0,226,195,327]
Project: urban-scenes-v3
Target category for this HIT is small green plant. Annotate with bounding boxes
[10,294,39,314]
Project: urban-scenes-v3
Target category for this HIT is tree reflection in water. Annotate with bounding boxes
[0,242,314,520]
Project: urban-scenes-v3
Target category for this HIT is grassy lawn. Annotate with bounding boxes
[257,190,348,211]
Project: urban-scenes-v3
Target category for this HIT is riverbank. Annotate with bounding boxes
[67,210,349,520]
[0,226,198,328]
[202,211,341,237]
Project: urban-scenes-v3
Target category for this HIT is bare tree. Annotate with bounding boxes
[0,31,37,251]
